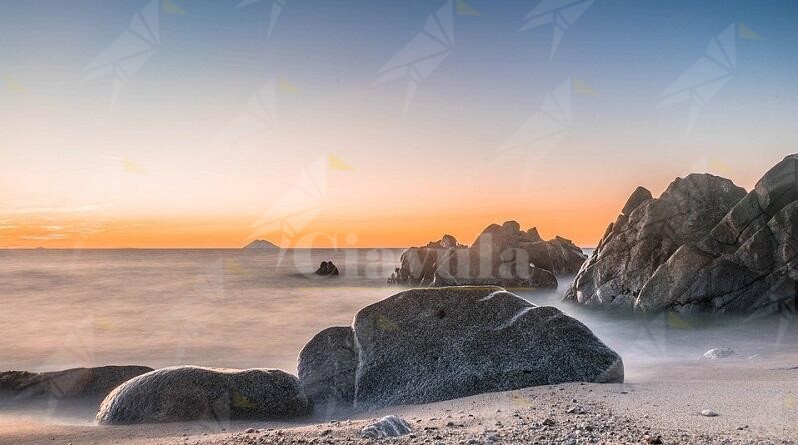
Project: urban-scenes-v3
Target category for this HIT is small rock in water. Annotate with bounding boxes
[314,261,340,277]
[701,409,719,417]
[361,415,412,439]
[703,347,735,360]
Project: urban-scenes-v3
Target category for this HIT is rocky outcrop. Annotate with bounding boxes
[566,154,798,315]
[0,366,152,402]
[388,222,586,289]
[96,366,312,424]
[621,186,653,216]
[387,235,464,286]
[298,287,623,411]
[297,327,357,408]
[433,247,558,289]
[314,261,339,277]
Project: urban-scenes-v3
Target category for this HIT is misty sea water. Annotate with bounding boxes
[0,248,795,377]
[0,248,404,373]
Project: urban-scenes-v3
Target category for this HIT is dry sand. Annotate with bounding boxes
[1,353,797,445]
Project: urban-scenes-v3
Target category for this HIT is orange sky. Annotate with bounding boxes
[0,211,615,249]
[0,151,780,249]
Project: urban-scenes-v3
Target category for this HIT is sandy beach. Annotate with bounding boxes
[2,351,797,445]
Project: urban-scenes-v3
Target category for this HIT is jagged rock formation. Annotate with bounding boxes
[388,222,586,289]
[565,154,798,315]
[96,366,312,424]
[387,234,464,286]
[297,287,623,410]
[0,366,152,403]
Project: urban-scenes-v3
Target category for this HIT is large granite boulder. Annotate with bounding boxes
[566,154,798,314]
[388,222,586,289]
[0,366,152,402]
[96,366,312,424]
[350,287,622,409]
[297,327,357,408]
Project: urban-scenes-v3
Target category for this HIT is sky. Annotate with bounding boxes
[0,0,796,248]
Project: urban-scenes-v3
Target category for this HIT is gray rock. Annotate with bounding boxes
[387,235,466,286]
[622,186,653,216]
[635,245,715,312]
[568,155,798,315]
[314,261,339,277]
[0,366,152,402]
[389,222,587,288]
[353,287,623,409]
[700,409,719,417]
[658,155,798,314]
[361,415,412,439]
[564,170,760,312]
[703,348,736,360]
[434,248,558,289]
[297,327,357,407]
[96,366,312,424]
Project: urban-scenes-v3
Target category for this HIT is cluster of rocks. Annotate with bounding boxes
[298,286,623,412]
[388,221,587,289]
[21,287,618,426]
[565,154,798,315]
[387,234,464,286]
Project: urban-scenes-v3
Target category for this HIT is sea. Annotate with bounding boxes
[1,248,795,376]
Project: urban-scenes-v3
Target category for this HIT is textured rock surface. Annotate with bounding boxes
[387,235,465,286]
[389,222,586,289]
[566,155,798,314]
[433,247,558,289]
[622,186,653,216]
[0,366,152,402]
[96,366,312,424]
[352,287,623,409]
[297,326,357,407]
[564,174,747,310]
[361,415,412,439]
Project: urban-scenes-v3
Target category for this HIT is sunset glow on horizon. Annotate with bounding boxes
[1,1,796,249]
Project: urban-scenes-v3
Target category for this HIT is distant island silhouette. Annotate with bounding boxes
[243,240,280,250]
